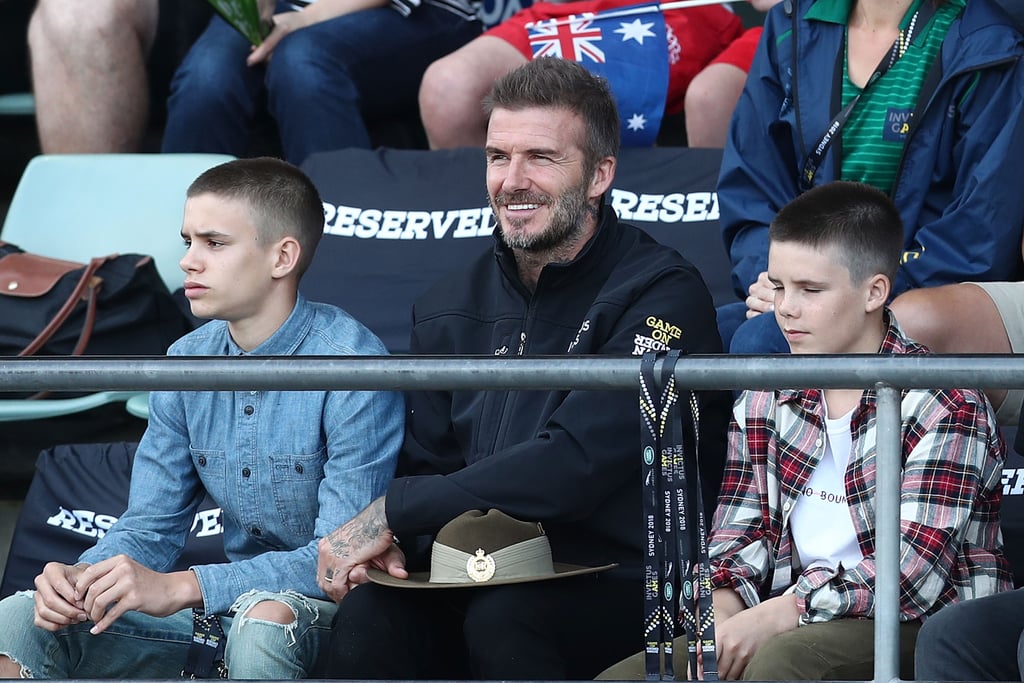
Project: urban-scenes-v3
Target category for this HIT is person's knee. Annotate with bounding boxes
[224,596,311,678]
[461,587,544,664]
[266,31,343,94]
[741,635,828,681]
[31,0,156,48]
[0,654,29,678]
[683,62,746,148]
[419,55,483,147]
[330,584,399,646]
[0,592,50,678]
[239,599,297,625]
[729,312,787,354]
[889,286,951,347]
[1016,626,1024,677]
[32,0,113,39]
[166,51,240,111]
[916,608,954,664]
[326,585,407,677]
[419,37,524,149]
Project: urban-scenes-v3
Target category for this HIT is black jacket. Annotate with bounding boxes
[385,206,731,578]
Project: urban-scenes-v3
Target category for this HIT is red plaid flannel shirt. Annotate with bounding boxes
[709,313,1012,623]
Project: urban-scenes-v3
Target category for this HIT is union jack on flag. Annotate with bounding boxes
[526,13,606,63]
[525,3,669,146]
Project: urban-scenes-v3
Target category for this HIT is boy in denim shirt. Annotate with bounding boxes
[0,157,404,679]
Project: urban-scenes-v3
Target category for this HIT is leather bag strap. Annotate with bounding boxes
[18,256,107,357]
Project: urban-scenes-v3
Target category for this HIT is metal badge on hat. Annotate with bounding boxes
[467,549,497,582]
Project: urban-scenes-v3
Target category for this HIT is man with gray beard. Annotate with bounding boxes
[317,57,731,680]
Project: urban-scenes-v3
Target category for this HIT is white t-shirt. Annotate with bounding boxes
[789,406,864,572]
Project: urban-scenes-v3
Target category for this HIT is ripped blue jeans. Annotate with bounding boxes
[0,589,336,679]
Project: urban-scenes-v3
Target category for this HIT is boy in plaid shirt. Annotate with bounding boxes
[706,180,1010,680]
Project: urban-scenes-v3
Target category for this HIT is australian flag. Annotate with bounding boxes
[525,3,669,146]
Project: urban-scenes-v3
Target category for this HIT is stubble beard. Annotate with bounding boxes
[491,178,595,254]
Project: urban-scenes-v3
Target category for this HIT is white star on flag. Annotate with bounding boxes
[626,113,648,131]
[614,18,656,45]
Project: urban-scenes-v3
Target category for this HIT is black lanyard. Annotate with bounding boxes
[799,3,937,192]
[640,350,716,680]
[182,609,228,679]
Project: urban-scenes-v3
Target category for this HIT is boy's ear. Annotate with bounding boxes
[864,272,890,313]
[271,236,302,280]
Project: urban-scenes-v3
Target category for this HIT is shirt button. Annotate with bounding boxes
[783,501,792,511]
[294,464,304,474]
[250,391,257,396]
[815,438,823,448]
[252,527,261,536]
[244,405,254,416]
[197,456,207,467]
[242,467,251,478]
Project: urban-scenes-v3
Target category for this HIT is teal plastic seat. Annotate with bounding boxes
[0,153,235,420]
[2,153,235,292]
[0,391,143,423]
[125,392,150,420]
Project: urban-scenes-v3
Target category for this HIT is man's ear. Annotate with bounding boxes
[271,236,301,280]
[588,156,616,200]
[864,272,891,313]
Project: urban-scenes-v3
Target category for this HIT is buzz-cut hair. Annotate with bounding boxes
[187,157,325,278]
[769,180,903,285]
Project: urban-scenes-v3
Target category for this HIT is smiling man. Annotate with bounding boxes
[315,57,731,680]
[0,157,404,680]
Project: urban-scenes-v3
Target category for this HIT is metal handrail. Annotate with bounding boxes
[4,352,1023,683]
[1,354,1023,392]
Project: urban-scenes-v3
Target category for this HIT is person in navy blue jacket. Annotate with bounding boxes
[717,0,1024,354]
[314,57,732,680]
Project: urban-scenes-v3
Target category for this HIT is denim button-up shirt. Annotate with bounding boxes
[79,295,404,614]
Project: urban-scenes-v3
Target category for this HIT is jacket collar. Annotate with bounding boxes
[805,0,929,26]
[992,0,1024,32]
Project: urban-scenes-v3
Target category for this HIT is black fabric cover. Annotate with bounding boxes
[301,146,732,353]
[1002,421,1024,586]
[1,442,226,599]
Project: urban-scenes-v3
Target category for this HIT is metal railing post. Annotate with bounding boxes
[874,384,902,683]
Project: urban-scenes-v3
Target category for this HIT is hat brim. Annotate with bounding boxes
[366,562,617,589]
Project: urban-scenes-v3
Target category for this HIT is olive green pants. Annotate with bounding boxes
[596,619,921,681]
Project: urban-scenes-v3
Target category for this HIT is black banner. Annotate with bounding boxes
[301,146,731,353]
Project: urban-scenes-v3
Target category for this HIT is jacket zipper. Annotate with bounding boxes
[487,303,533,457]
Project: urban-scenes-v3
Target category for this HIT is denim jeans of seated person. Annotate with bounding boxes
[717,301,790,355]
[161,0,481,165]
[0,588,335,678]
